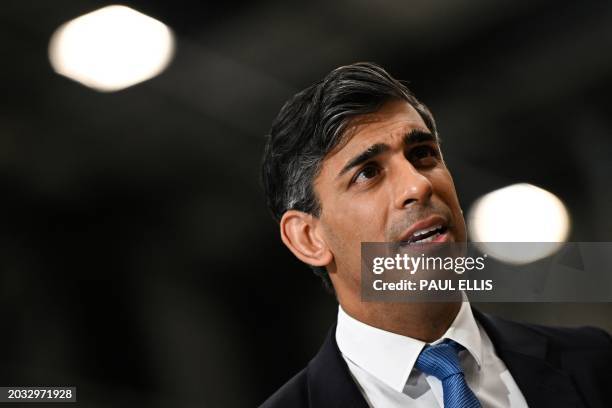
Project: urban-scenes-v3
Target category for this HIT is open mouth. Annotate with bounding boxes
[401,224,448,245]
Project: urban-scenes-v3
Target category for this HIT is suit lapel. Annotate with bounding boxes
[306,324,369,408]
[473,309,585,407]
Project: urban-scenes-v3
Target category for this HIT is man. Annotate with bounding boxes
[259,62,611,407]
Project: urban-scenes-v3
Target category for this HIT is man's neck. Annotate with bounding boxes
[339,299,461,343]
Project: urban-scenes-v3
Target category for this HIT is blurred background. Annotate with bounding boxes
[1,1,611,406]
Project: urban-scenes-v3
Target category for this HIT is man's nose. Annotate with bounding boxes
[393,159,433,209]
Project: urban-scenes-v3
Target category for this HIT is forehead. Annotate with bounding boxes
[323,100,429,171]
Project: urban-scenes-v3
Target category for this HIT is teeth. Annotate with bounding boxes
[417,233,439,243]
[413,224,442,237]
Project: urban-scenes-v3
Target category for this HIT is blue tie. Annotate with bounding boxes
[415,339,481,408]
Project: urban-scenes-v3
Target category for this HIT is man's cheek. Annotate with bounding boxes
[432,173,460,203]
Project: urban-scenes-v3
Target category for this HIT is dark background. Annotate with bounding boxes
[1,1,611,406]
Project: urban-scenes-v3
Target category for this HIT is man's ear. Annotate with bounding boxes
[280,210,333,267]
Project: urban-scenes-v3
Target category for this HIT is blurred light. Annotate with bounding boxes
[49,5,174,92]
[468,183,571,264]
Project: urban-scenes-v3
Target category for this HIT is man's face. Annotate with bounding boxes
[314,99,467,293]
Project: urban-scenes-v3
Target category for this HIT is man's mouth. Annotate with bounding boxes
[404,224,448,244]
[398,215,450,245]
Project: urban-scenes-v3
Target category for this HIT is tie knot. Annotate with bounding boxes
[415,339,465,381]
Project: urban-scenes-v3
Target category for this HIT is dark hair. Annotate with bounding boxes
[261,62,438,292]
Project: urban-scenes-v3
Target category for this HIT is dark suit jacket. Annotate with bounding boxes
[260,309,612,408]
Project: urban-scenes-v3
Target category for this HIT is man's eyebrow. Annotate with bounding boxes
[404,128,436,145]
[336,129,437,179]
[337,143,390,178]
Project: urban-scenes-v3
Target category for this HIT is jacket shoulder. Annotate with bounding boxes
[479,312,612,407]
[476,307,611,350]
[259,367,309,408]
[504,316,612,350]
[259,323,368,408]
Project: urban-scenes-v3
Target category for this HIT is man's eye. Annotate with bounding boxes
[353,164,381,184]
[409,145,439,166]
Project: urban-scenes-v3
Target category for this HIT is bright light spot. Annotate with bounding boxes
[468,183,571,264]
[49,5,175,92]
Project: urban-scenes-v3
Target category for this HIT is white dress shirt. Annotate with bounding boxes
[336,301,529,407]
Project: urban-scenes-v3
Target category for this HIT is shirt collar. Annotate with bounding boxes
[335,300,483,393]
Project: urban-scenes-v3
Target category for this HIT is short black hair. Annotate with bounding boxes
[261,62,438,292]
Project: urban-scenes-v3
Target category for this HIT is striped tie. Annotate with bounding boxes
[415,339,481,408]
